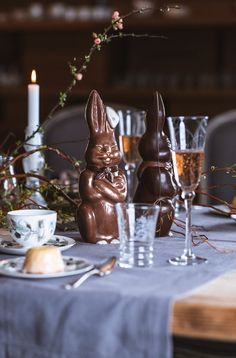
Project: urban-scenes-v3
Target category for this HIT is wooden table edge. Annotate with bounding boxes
[172,270,236,342]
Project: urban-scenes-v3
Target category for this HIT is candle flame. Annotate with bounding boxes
[31,70,37,83]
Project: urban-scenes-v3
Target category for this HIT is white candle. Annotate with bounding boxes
[28,69,39,134]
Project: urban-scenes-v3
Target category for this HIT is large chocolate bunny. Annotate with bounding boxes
[77,90,127,243]
[133,91,176,236]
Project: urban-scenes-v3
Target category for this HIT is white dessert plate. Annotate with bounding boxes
[0,256,93,279]
[0,235,76,255]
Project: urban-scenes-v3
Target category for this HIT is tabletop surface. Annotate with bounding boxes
[1,207,236,358]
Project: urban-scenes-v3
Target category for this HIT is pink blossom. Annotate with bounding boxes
[94,37,101,45]
[117,21,123,30]
[76,73,83,81]
[112,11,120,20]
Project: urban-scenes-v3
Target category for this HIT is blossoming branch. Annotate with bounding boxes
[48,5,178,119]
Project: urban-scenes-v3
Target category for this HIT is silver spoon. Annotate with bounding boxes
[64,256,117,289]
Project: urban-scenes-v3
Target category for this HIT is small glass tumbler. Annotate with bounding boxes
[115,203,159,268]
[0,155,17,196]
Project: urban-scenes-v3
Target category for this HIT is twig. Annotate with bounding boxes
[0,173,78,207]
[47,6,173,119]
[0,145,81,175]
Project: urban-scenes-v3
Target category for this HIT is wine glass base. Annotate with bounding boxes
[168,254,208,266]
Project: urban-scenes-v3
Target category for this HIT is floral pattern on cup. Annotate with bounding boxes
[9,218,51,243]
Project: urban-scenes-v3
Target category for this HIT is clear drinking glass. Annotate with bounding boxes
[117,110,146,202]
[116,203,159,268]
[167,116,208,265]
[0,155,17,196]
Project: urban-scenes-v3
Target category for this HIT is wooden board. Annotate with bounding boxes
[172,271,236,342]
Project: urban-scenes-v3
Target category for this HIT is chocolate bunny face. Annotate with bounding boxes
[86,135,122,168]
[85,90,122,167]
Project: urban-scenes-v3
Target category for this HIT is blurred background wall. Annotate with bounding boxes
[0,0,236,143]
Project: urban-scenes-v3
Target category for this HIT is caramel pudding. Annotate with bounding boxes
[23,246,64,274]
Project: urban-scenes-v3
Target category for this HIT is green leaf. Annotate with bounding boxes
[59,92,67,107]
[70,65,77,76]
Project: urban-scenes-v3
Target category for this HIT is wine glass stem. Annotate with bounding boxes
[182,191,195,257]
[125,165,135,202]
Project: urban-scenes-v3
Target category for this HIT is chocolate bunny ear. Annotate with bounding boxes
[146,91,165,132]
[86,90,113,136]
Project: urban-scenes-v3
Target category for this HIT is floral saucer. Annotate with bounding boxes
[0,235,76,255]
[0,256,93,279]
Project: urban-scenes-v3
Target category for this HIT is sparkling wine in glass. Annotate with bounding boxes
[117,110,146,202]
[167,116,208,265]
[119,134,141,164]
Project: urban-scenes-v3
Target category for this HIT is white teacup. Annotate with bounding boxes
[7,209,57,248]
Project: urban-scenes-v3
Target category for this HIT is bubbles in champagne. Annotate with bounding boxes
[119,135,141,164]
[172,150,204,191]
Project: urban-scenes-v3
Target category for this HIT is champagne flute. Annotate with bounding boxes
[167,116,208,265]
[117,110,146,202]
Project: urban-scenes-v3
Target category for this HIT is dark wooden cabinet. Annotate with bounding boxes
[1,0,236,143]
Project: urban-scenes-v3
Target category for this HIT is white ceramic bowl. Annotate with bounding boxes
[7,209,57,248]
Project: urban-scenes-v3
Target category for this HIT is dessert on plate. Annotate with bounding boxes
[22,246,64,274]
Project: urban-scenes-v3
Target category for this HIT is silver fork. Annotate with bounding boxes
[64,256,116,289]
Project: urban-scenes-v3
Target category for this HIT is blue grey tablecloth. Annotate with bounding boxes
[1,208,236,358]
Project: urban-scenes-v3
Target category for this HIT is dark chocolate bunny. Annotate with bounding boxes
[133,91,176,236]
[77,90,127,243]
